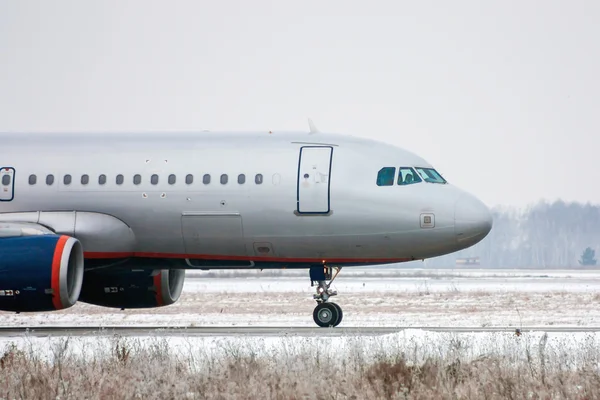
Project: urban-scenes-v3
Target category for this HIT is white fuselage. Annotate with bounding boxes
[0,131,492,269]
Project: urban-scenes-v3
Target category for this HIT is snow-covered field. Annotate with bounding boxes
[2,328,600,399]
[3,269,600,399]
[1,268,600,328]
[2,328,598,366]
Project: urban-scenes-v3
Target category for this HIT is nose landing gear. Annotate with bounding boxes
[310,265,343,327]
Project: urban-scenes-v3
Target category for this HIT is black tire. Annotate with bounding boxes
[330,302,343,327]
[313,303,339,327]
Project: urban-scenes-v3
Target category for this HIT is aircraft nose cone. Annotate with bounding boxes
[454,194,493,246]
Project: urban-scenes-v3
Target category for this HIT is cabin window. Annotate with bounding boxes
[397,167,422,186]
[63,175,72,185]
[376,167,395,186]
[2,175,10,186]
[168,174,176,185]
[81,174,89,185]
[238,174,245,184]
[133,174,141,185]
[203,174,211,184]
[415,167,447,184]
[116,174,124,185]
[255,174,263,184]
[28,174,37,185]
[99,174,107,185]
[46,174,55,186]
[185,174,193,185]
[220,174,228,185]
[151,174,159,185]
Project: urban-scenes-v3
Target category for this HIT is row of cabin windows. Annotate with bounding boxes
[28,173,265,186]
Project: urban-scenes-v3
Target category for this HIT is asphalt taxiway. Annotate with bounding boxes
[1,326,600,337]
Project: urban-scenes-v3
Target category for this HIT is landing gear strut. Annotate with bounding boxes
[310,265,343,327]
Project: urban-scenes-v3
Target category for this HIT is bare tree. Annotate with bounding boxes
[425,200,600,268]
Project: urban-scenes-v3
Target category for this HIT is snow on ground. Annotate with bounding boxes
[184,274,600,293]
[186,268,600,280]
[2,329,600,370]
[2,269,600,327]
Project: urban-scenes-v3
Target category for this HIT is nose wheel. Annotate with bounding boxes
[310,265,343,327]
[313,302,343,327]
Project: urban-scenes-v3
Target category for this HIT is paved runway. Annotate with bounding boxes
[1,326,600,337]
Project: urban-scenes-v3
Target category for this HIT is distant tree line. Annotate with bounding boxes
[425,200,600,268]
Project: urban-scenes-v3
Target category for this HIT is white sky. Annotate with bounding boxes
[1,1,598,208]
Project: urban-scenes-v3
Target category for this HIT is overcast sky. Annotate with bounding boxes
[1,1,598,208]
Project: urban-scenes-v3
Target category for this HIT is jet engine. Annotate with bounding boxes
[0,235,84,312]
[78,269,185,309]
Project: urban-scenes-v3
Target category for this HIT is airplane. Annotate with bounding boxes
[0,124,492,327]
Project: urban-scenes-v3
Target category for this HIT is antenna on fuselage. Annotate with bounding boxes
[308,118,320,134]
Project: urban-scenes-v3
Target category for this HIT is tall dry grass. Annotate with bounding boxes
[1,332,599,399]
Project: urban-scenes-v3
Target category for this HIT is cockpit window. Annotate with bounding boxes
[376,167,396,186]
[397,167,422,186]
[415,167,447,184]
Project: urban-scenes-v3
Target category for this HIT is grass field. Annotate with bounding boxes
[2,269,600,398]
[2,330,600,399]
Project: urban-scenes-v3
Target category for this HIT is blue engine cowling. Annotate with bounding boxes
[78,268,185,309]
[0,235,84,312]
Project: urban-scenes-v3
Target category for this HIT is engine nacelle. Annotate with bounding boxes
[0,235,84,312]
[78,269,185,309]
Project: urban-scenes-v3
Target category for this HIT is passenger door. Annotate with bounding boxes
[0,167,15,202]
[297,146,333,214]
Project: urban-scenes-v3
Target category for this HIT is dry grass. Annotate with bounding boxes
[1,333,600,399]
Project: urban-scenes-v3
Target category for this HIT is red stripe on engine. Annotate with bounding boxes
[153,272,164,306]
[51,236,69,310]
